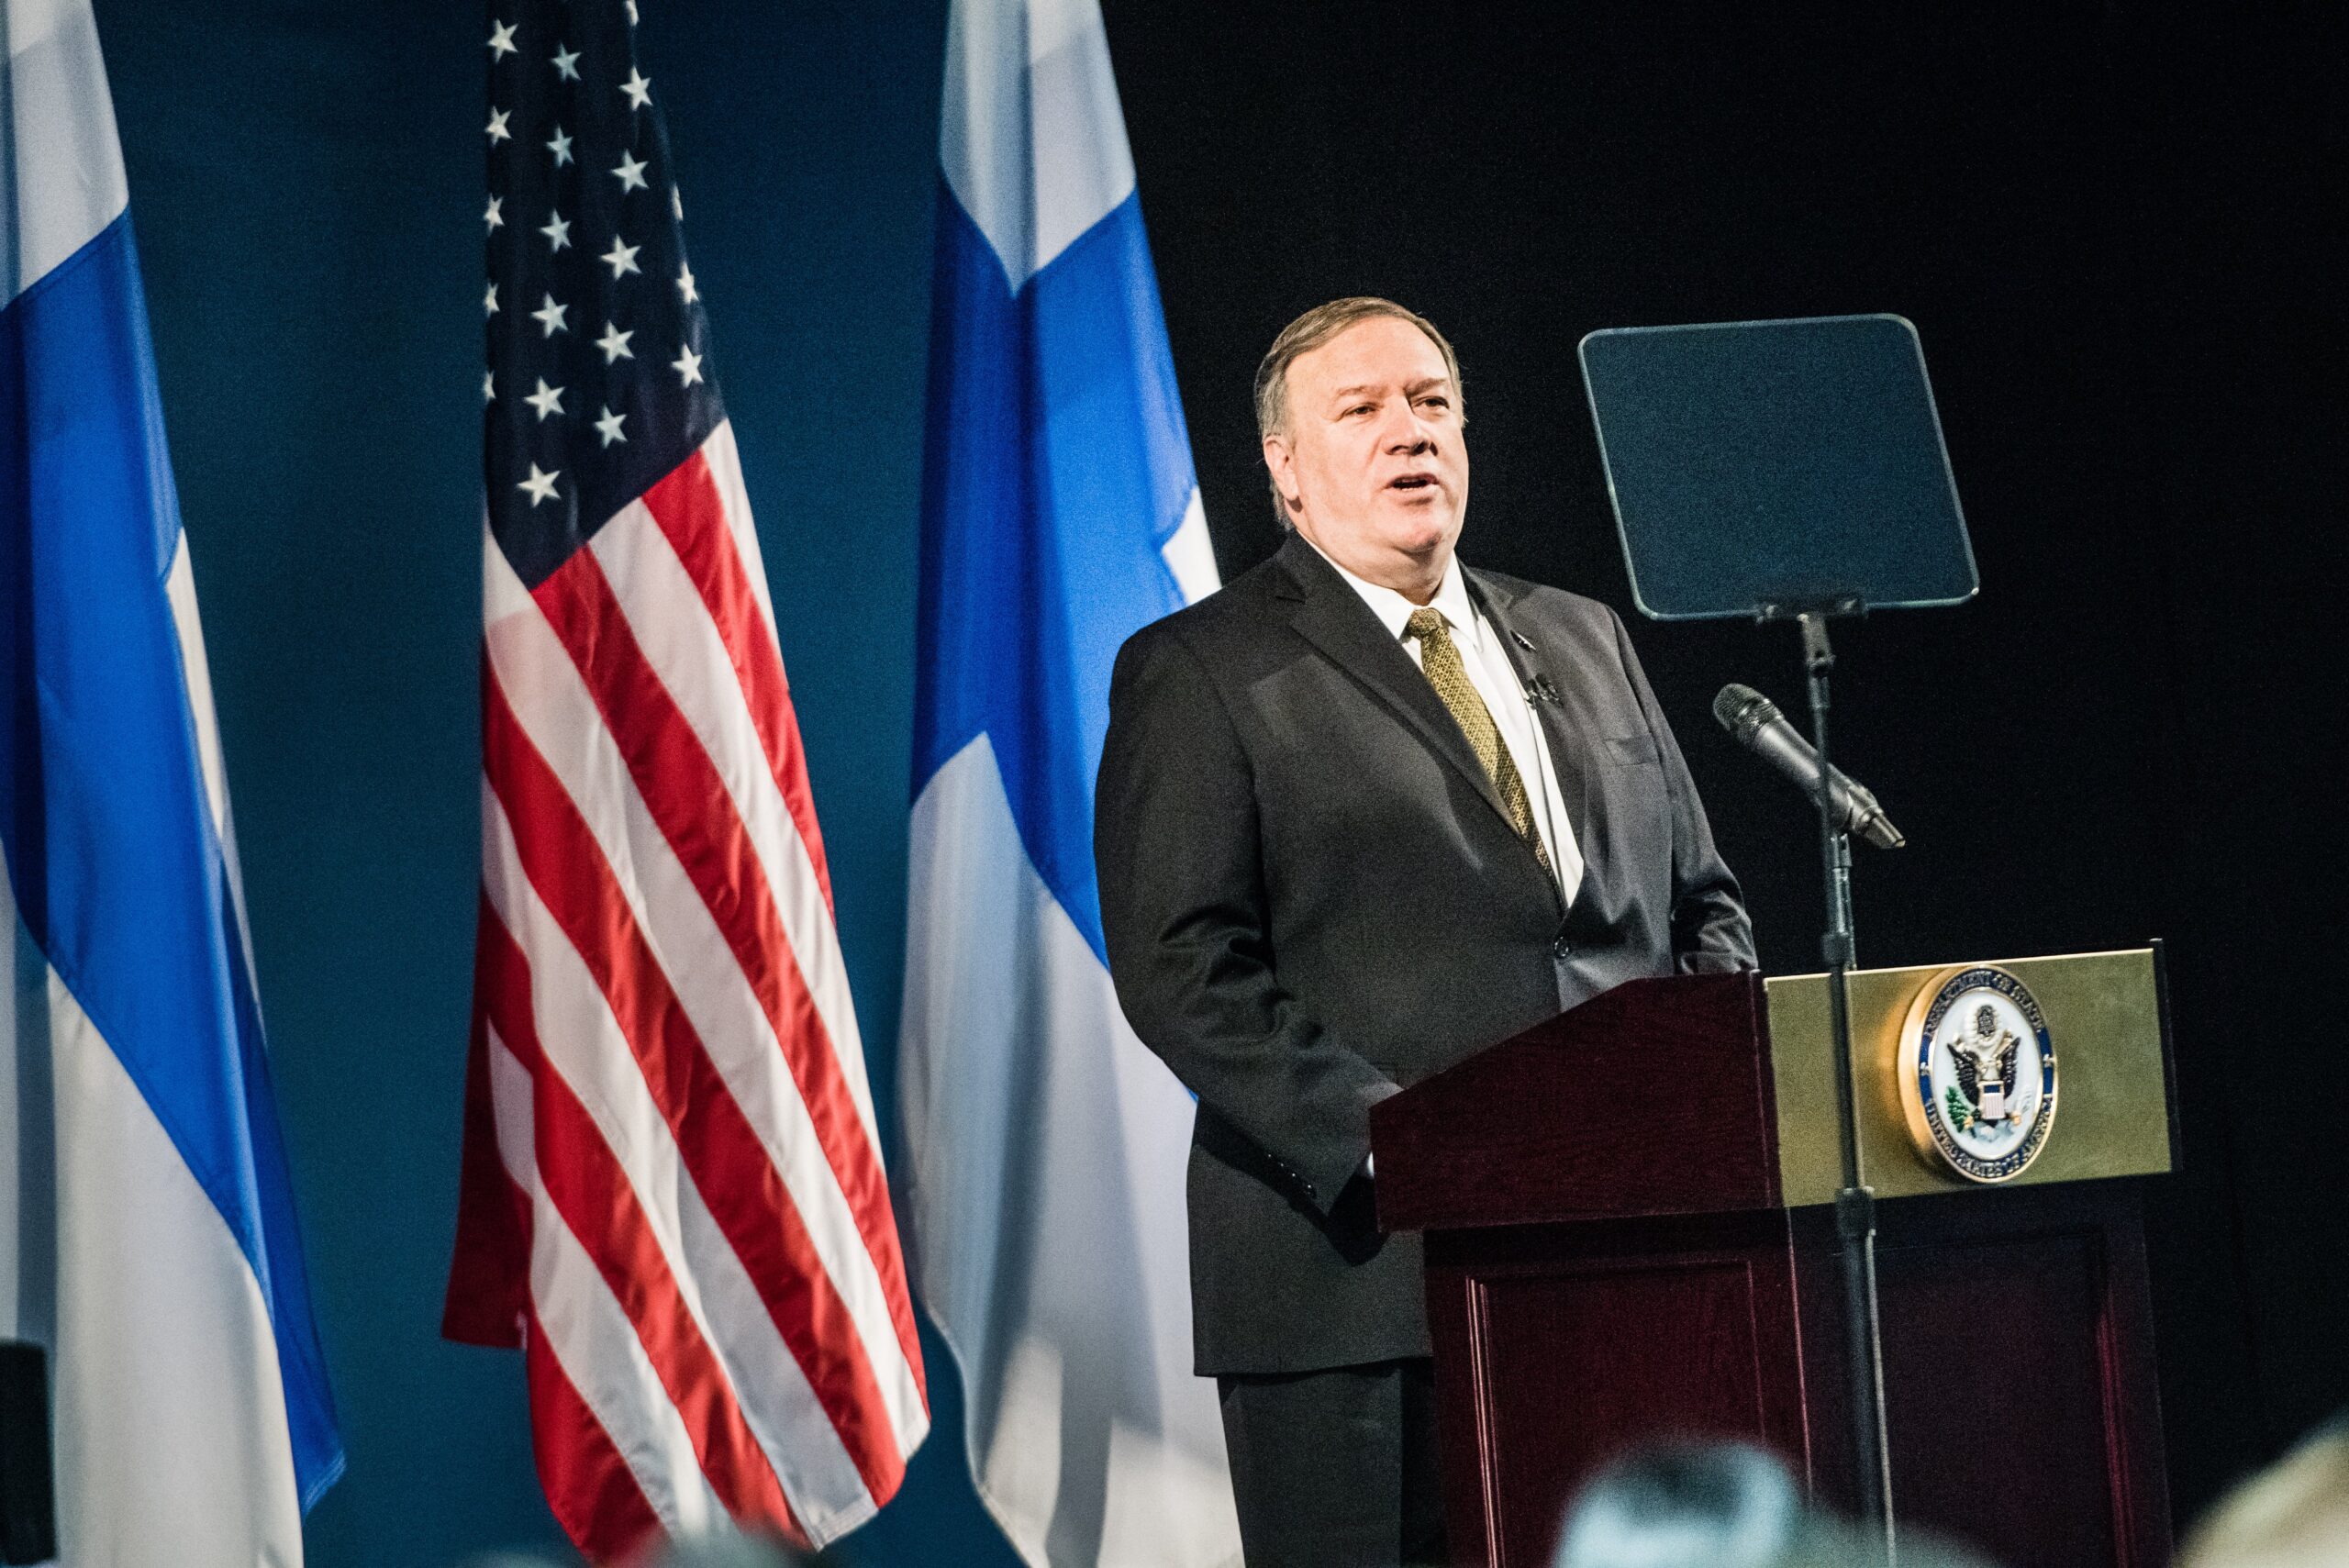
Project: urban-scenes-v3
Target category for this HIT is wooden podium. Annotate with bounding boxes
[1369,949,2177,1568]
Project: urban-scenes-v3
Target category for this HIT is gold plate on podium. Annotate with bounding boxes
[1765,947,2172,1207]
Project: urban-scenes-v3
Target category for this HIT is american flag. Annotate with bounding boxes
[441,1,928,1555]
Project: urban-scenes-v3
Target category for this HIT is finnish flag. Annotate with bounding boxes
[896,0,1239,1562]
[0,2,343,1562]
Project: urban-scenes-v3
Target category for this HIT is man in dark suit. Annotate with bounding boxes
[1094,297,1754,1567]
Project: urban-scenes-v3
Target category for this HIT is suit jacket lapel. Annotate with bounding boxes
[1272,535,1514,830]
[1466,567,1592,853]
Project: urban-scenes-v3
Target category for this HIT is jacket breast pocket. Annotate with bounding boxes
[1604,733,1661,768]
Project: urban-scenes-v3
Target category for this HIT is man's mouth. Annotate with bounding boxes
[1388,473,1439,492]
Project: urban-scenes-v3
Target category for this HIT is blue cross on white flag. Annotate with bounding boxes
[0,2,343,1562]
[896,0,1239,1562]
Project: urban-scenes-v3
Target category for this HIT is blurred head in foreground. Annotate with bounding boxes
[1554,1440,2000,1568]
[643,1534,810,1568]
[1555,1441,1799,1568]
[2178,1412,2349,1568]
[500,1526,808,1568]
[467,1527,813,1568]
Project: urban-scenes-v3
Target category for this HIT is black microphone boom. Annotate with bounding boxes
[1712,684,1906,850]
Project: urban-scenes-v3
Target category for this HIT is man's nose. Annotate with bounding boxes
[1384,416,1436,454]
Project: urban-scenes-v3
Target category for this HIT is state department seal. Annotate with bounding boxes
[1897,964,2057,1183]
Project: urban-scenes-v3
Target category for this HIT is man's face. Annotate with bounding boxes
[1264,315,1467,592]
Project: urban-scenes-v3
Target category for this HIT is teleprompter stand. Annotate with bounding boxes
[1792,603,1897,1552]
[1579,313,1979,1557]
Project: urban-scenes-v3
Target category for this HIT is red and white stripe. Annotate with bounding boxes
[444,422,928,1560]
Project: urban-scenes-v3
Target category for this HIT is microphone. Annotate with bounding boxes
[1712,684,1906,850]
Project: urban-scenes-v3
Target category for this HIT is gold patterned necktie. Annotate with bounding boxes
[1405,608,1552,871]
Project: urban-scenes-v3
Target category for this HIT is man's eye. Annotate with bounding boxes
[1345,405,1375,417]
[1419,397,1451,412]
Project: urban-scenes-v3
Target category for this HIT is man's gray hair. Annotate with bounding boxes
[1253,297,1465,528]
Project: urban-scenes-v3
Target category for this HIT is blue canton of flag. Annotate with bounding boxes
[481,0,717,582]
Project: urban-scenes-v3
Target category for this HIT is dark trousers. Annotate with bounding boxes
[1216,1357,1448,1568]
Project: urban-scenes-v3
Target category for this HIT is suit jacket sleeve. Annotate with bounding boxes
[1610,606,1758,973]
[1095,624,1399,1215]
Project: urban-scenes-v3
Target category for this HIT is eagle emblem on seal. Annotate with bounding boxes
[1947,1004,2023,1129]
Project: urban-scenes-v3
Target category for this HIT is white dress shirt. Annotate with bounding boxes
[1309,544,1587,906]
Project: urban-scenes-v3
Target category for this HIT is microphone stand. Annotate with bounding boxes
[1795,610,1898,1561]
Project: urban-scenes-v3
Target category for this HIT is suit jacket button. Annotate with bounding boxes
[1552,934,1574,959]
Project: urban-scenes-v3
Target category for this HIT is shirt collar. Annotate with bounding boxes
[1307,539,1478,644]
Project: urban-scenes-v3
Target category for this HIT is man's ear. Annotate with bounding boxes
[1263,434,1303,516]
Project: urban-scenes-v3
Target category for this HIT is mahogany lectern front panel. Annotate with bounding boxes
[1372,973,1778,1233]
[1795,1184,2171,1568]
[1425,1211,1810,1566]
[1878,1229,2121,1565]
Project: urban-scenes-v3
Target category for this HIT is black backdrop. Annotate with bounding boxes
[1103,0,2345,1522]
